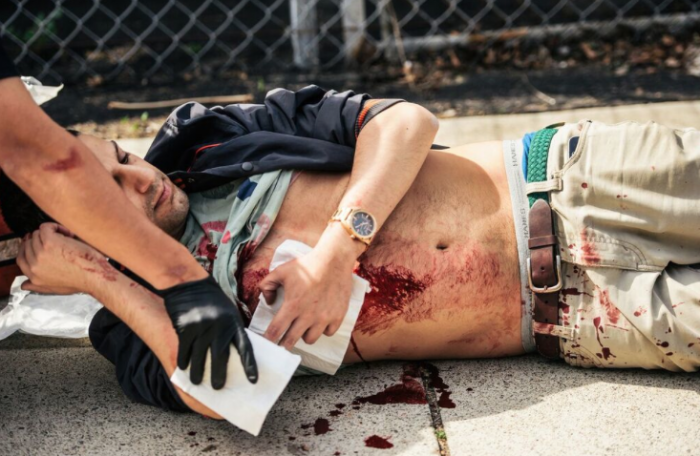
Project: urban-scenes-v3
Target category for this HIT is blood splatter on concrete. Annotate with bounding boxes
[353,364,427,405]
[365,435,393,449]
[313,418,330,435]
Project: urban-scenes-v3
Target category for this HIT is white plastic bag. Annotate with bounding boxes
[0,276,102,341]
[21,76,63,105]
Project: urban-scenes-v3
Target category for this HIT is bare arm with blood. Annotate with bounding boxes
[16,223,222,418]
[260,103,439,348]
[0,78,256,387]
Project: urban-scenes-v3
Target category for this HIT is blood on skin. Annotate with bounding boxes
[165,264,188,281]
[353,263,431,335]
[237,268,269,314]
[42,147,82,172]
[365,435,393,449]
[80,255,119,282]
[350,336,368,364]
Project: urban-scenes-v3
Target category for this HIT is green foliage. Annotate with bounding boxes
[8,8,64,50]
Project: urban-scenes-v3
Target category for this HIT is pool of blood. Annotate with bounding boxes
[353,362,455,409]
[353,364,426,405]
[365,435,393,449]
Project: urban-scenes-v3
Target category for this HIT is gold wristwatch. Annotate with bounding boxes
[328,207,377,247]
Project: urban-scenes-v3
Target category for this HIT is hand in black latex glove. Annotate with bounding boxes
[158,275,258,389]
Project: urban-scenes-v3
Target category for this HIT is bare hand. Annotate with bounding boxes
[258,246,355,349]
[16,223,113,295]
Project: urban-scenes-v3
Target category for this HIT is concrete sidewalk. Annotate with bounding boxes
[2,100,700,456]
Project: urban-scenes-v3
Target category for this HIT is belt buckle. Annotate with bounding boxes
[526,255,563,293]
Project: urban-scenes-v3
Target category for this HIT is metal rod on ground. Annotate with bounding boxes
[108,94,254,110]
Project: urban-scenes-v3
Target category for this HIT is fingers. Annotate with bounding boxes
[210,339,230,390]
[303,323,327,345]
[323,320,342,338]
[278,318,309,350]
[31,230,44,258]
[233,327,258,384]
[20,281,41,293]
[189,339,208,385]
[264,309,294,343]
[54,224,75,238]
[258,270,281,305]
[176,330,195,371]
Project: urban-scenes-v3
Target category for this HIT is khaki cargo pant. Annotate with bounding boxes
[528,120,700,371]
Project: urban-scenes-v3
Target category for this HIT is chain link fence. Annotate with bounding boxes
[2,0,700,85]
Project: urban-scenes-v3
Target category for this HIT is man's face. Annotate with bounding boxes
[77,134,189,238]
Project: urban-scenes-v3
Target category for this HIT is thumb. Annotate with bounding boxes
[21,280,45,294]
[258,269,282,305]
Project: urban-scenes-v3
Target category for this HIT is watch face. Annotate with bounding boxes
[351,211,375,237]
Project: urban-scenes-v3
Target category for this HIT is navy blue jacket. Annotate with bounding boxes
[90,86,403,412]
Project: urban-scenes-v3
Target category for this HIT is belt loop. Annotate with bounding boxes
[526,178,561,195]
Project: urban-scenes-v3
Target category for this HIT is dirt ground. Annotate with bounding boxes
[43,64,700,139]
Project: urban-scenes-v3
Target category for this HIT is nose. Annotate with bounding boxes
[113,165,157,195]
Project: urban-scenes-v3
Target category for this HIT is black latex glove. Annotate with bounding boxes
[158,275,258,389]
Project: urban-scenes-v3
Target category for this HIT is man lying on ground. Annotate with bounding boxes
[3,86,699,419]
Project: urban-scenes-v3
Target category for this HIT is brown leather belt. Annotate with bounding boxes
[527,199,562,359]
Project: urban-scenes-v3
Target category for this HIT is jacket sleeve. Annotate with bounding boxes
[89,307,191,413]
[220,85,403,145]
[144,85,403,175]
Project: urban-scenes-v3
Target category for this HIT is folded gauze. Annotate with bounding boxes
[249,239,370,375]
[170,329,300,436]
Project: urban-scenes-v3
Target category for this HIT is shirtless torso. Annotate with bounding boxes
[239,141,526,363]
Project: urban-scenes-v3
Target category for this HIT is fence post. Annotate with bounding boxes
[342,0,366,66]
[290,0,319,69]
[379,0,399,63]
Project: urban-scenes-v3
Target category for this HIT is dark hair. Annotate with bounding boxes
[0,129,80,235]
